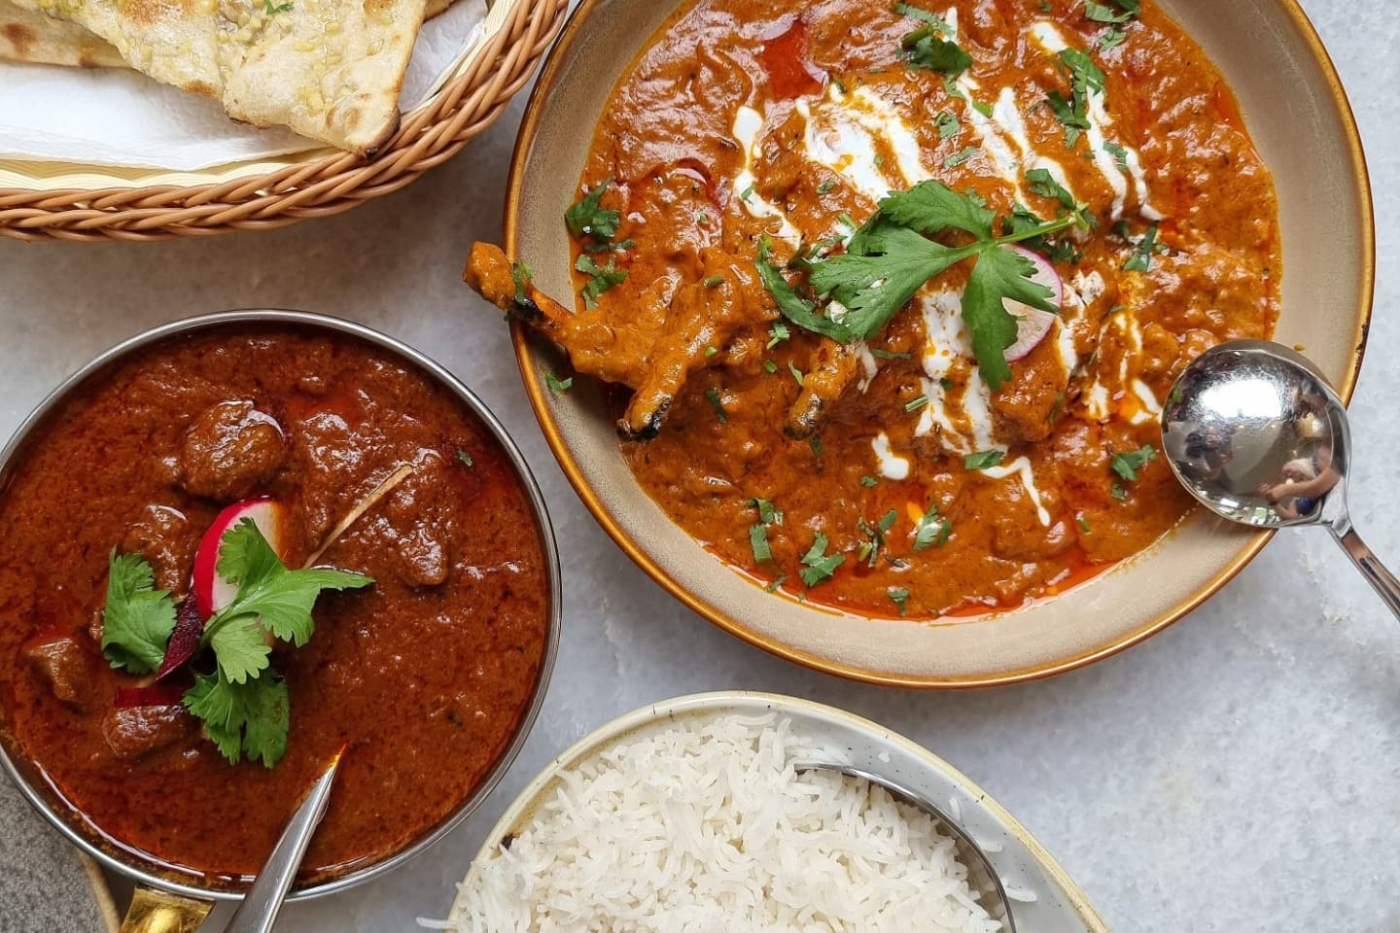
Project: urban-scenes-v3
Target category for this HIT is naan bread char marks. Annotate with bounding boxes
[0,0,124,67]
[3,0,430,153]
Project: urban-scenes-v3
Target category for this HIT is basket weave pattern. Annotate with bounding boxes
[0,0,568,242]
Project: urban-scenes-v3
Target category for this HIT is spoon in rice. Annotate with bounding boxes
[1162,340,1400,619]
[794,762,1016,931]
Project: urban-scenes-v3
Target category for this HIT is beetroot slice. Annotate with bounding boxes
[156,595,206,682]
[114,683,188,709]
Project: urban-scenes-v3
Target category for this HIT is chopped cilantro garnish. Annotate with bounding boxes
[1047,49,1105,147]
[696,211,710,226]
[857,510,900,568]
[905,394,929,413]
[944,147,979,168]
[763,576,787,593]
[704,346,719,358]
[565,178,621,243]
[748,524,773,563]
[763,360,779,374]
[788,360,806,387]
[1111,443,1157,481]
[799,533,845,587]
[964,449,1005,471]
[261,0,292,14]
[740,184,756,202]
[1122,223,1162,272]
[900,24,972,77]
[869,348,912,361]
[1085,0,1139,23]
[818,179,839,195]
[703,274,724,289]
[1077,515,1092,532]
[1111,483,1128,500]
[704,387,728,423]
[809,436,824,457]
[456,449,474,468]
[913,506,952,550]
[510,261,532,307]
[576,253,628,307]
[755,237,852,343]
[1105,141,1130,172]
[860,475,880,488]
[768,320,792,348]
[546,371,573,395]
[1026,168,1077,210]
[1098,27,1127,52]
[892,1,952,31]
[936,110,961,140]
[748,498,784,525]
[888,587,910,616]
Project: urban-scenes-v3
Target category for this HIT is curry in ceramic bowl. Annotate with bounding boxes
[472,0,1370,686]
[0,311,559,899]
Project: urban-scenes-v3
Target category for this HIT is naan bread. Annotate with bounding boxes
[5,0,431,153]
[0,0,449,70]
[0,0,124,67]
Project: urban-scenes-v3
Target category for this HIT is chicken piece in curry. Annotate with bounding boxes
[467,0,1280,619]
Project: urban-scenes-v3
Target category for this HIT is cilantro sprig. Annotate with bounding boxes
[1046,49,1105,147]
[101,520,372,768]
[565,178,621,243]
[756,180,1081,390]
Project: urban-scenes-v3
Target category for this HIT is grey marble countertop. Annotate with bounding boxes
[3,1,1398,930]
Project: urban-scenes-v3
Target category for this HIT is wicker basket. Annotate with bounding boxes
[0,0,567,242]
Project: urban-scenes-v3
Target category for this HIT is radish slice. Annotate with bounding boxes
[192,498,288,619]
[1003,245,1064,363]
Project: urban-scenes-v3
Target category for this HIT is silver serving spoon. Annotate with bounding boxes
[1162,339,1400,618]
[794,762,1016,931]
[222,754,340,933]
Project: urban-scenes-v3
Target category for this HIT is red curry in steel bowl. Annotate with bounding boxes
[0,312,558,897]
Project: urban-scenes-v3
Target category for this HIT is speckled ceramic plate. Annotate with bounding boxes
[450,692,1110,932]
[0,778,117,933]
[503,0,1373,687]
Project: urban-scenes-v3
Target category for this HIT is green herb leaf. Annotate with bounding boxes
[1111,443,1157,481]
[1085,0,1139,23]
[944,147,979,168]
[809,435,824,457]
[892,1,953,32]
[817,179,839,195]
[860,475,880,488]
[1111,483,1128,500]
[1104,141,1129,172]
[1122,224,1162,272]
[1026,167,1077,210]
[100,551,178,675]
[576,253,628,308]
[704,387,729,423]
[964,449,1006,470]
[261,0,292,14]
[799,533,845,587]
[748,498,784,525]
[888,587,910,616]
[767,320,792,349]
[869,348,912,361]
[763,360,779,374]
[703,275,725,289]
[935,111,961,140]
[185,669,290,768]
[1097,27,1127,52]
[456,449,474,467]
[905,394,929,413]
[764,575,787,593]
[547,371,573,395]
[565,178,621,242]
[749,524,773,563]
[962,242,1059,389]
[913,507,952,550]
[510,261,532,306]
[208,519,373,655]
[1046,48,1105,147]
[756,236,853,342]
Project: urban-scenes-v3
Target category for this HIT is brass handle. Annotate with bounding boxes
[118,887,213,933]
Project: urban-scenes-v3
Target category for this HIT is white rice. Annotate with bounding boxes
[425,714,1001,933]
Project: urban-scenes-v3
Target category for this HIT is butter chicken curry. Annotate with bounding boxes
[467,0,1279,619]
[0,323,550,888]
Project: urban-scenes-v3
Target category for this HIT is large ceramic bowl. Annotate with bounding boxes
[447,692,1110,932]
[503,0,1373,687]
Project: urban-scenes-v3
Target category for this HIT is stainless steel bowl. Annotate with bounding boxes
[0,310,561,914]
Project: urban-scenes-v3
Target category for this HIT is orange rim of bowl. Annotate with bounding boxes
[504,0,1375,689]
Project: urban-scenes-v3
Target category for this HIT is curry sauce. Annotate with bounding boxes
[552,0,1280,618]
[0,325,550,886]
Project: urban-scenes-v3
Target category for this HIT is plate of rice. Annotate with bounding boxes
[423,692,1108,933]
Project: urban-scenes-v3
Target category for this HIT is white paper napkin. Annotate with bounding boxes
[0,0,488,171]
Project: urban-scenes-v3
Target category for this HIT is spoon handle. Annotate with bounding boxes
[1332,527,1400,620]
